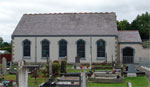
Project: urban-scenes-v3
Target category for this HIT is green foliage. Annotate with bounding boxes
[60,60,67,73]
[3,74,48,86]
[117,19,131,30]
[131,12,150,39]
[52,62,60,76]
[53,60,59,64]
[117,12,150,40]
[0,46,12,53]
[0,37,12,53]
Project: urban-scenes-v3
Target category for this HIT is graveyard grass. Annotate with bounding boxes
[3,74,148,87]
[3,74,48,86]
[87,76,148,87]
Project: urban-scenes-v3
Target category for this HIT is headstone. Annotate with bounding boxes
[18,60,25,67]
[17,60,28,87]
[75,56,80,63]
[81,69,86,87]
[127,64,137,77]
[2,57,7,75]
[75,56,81,69]
[9,62,12,69]
[17,67,28,87]
[128,82,132,87]
[48,60,52,75]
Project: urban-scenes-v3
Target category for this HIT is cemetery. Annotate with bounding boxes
[0,57,149,87]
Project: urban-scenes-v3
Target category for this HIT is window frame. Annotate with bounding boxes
[58,39,67,58]
[41,39,50,59]
[22,39,31,59]
[96,39,106,60]
[76,39,86,59]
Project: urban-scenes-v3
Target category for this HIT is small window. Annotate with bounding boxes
[97,39,106,57]
[23,39,31,57]
[59,39,67,57]
[42,39,49,57]
[77,39,85,58]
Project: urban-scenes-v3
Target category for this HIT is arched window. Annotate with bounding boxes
[97,39,106,57]
[23,39,31,57]
[59,39,67,57]
[77,39,85,58]
[41,39,49,57]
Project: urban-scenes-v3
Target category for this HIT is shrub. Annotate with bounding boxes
[52,62,60,76]
[60,60,67,73]
[53,60,59,64]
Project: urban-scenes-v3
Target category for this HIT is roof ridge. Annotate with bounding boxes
[24,12,115,15]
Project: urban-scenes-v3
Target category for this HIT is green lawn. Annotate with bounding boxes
[67,64,73,69]
[28,75,48,86]
[4,74,16,81]
[3,74,48,86]
[87,76,148,87]
[3,73,148,87]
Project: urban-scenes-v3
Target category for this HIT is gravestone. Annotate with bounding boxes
[127,64,137,77]
[128,82,132,87]
[48,60,52,75]
[2,57,7,75]
[75,56,81,69]
[81,69,86,87]
[17,60,39,87]
[16,60,28,87]
[9,62,12,69]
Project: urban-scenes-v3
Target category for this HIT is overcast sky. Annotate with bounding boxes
[0,0,149,42]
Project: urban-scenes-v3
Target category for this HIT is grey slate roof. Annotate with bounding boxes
[118,30,142,43]
[12,12,118,36]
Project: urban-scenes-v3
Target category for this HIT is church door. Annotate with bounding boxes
[122,47,134,64]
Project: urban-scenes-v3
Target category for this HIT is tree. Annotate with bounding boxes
[131,12,150,39]
[0,37,12,53]
[117,19,131,30]
[3,42,9,47]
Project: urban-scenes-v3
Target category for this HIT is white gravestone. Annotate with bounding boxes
[2,57,7,75]
[81,69,86,87]
[17,60,28,87]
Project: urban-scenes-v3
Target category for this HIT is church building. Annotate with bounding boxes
[12,12,144,64]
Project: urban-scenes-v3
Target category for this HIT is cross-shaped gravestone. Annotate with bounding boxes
[17,60,28,87]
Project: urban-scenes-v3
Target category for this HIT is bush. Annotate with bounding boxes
[53,60,59,64]
[52,62,60,76]
[60,60,67,73]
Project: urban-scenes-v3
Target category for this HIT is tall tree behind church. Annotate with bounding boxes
[117,19,131,30]
[131,12,150,40]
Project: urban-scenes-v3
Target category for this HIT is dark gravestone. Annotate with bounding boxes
[127,64,137,77]
[75,56,80,63]
[75,56,81,69]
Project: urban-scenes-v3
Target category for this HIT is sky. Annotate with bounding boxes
[0,0,149,42]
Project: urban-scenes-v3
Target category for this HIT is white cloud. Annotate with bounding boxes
[0,0,149,42]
